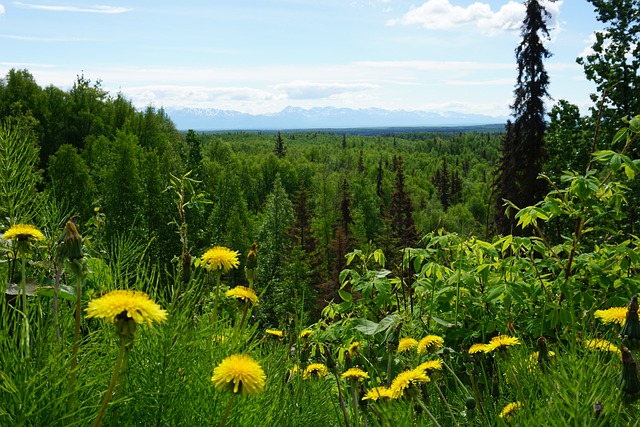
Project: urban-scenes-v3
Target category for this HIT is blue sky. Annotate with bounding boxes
[0,1,601,117]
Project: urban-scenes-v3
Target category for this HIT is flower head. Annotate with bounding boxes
[341,367,369,382]
[303,363,328,380]
[3,224,44,242]
[397,337,418,354]
[595,307,627,326]
[299,329,313,339]
[484,335,520,353]
[389,369,430,399]
[585,338,621,356]
[347,341,364,356]
[265,329,284,338]
[226,286,259,305]
[85,290,168,327]
[499,401,523,420]
[417,335,444,354]
[211,354,266,396]
[200,246,240,273]
[415,359,443,373]
[363,386,393,401]
[468,343,488,354]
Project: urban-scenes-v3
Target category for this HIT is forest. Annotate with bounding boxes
[1,0,640,426]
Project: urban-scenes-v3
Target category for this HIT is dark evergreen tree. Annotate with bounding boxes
[389,156,418,249]
[494,0,551,235]
[274,131,286,158]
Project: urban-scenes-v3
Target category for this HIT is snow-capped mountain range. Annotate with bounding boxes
[165,106,506,131]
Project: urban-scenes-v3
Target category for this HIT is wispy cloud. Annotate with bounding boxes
[0,34,95,42]
[0,4,6,15]
[354,60,513,71]
[274,81,377,100]
[13,2,131,14]
[0,60,55,68]
[388,0,562,36]
[123,85,277,108]
[444,78,513,86]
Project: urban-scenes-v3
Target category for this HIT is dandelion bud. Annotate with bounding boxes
[465,396,477,411]
[537,336,551,371]
[619,346,640,397]
[620,295,640,348]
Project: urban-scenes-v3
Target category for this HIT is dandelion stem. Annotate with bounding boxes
[415,397,442,427]
[93,337,127,427]
[219,394,237,427]
[212,272,222,323]
[237,301,250,333]
[351,383,360,427]
[69,270,83,405]
[19,253,30,359]
[334,372,352,427]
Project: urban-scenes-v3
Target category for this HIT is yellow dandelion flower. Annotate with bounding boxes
[484,335,520,353]
[200,246,240,272]
[347,341,363,356]
[3,224,44,242]
[85,290,168,327]
[288,365,300,377]
[303,363,328,379]
[299,329,313,339]
[363,386,393,401]
[341,367,369,382]
[265,329,284,338]
[389,369,431,399]
[415,359,443,373]
[211,354,266,396]
[226,286,259,305]
[499,401,523,419]
[585,338,621,356]
[417,335,444,354]
[528,351,556,364]
[397,338,418,353]
[594,307,627,326]
[469,343,488,354]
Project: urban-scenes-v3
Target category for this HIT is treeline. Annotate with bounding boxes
[0,69,502,322]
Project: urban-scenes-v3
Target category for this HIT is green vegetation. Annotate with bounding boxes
[1,1,640,424]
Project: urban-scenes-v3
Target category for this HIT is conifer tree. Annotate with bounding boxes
[494,0,551,235]
[389,156,418,249]
[273,131,286,158]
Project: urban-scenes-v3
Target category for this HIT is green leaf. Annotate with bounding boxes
[338,289,352,303]
[36,283,77,302]
[629,116,640,134]
[612,127,628,145]
[352,318,379,336]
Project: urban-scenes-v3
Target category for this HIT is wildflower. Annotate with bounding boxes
[85,290,168,327]
[200,246,240,272]
[528,351,556,366]
[468,343,488,354]
[265,329,284,338]
[595,306,627,326]
[212,334,226,343]
[389,369,430,399]
[415,359,443,373]
[347,341,363,356]
[499,401,523,420]
[585,338,621,356]
[211,354,266,396]
[363,386,393,401]
[397,337,418,353]
[303,363,328,379]
[341,367,369,382]
[484,335,520,353]
[299,329,313,339]
[417,335,444,354]
[3,223,44,242]
[245,243,257,287]
[226,286,259,305]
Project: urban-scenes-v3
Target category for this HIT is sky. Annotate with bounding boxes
[0,0,603,117]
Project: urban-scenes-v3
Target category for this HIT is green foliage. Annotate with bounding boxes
[0,120,41,224]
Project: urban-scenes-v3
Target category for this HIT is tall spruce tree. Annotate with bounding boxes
[495,0,551,235]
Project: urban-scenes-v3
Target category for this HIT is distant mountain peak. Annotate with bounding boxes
[165,106,506,131]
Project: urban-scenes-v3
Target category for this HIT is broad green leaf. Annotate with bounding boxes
[352,318,379,335]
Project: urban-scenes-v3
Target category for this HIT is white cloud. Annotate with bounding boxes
[444,78,514,86]
[13,2,131,14]
[388,0,562,36]
[274,81,376,100]
[353,60,513,71]
[0,4,6,15]
[123,85,276,108]
[0,34,95,42]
